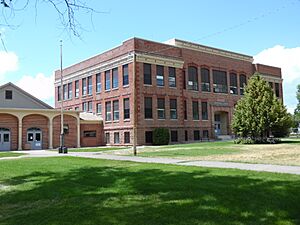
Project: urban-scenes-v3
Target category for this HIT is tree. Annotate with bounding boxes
[232,73,292,143]
[294,84,300,127]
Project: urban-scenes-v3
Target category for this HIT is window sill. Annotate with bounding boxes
[193,120,200,121]
[144,84,152,87]
[202,119,209,121]
[105,121,112,124]
[105,90,111,92]
[169,86,177,89]
[113,120,119,123]
[170,119,178,120]
[112,88,119,91]
[96,91,101,94]
[157,85,165,88]
[157,118,166,120]
[123,85,129,88]
[144,118,153,120]
[124,119,130,122]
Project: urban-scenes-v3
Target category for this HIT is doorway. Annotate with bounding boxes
[0,128,11,151]
[27,128,42,150]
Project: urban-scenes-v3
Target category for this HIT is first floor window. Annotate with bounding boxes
[113,100,119,121]
[185,130,188,141]
[194,130,200,141]
[124,132,130,144]
[144,97,153,119]
[145,131,153,144]
[203,130,209,139]
[123,98,130,119]
[105,133,110,144]
[83,131,96,137]
[201,102,208,120]
[170,99,177,119]
[171,130,178,142]
[114,132,120,144]
[192,101,199,120]
[157,98,165,119]
[105,102,112,121]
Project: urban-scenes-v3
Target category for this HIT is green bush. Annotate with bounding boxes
[153,128,170,145]
[234,137,281,144]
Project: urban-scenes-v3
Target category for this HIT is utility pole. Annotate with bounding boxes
[59,40,65,153]
[132,52,137,155]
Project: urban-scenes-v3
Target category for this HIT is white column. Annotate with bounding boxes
[18,116,23,150]
[49,117,53,149]
[77,117,81,148]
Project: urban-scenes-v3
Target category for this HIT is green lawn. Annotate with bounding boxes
[0,152,25,158]
[1,157,300,225]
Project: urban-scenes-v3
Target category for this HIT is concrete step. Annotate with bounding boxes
[216,135,233,141]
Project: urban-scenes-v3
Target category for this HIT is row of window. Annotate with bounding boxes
[144,64,177,87]
[104,98,130,122]
[145,129,209,143]
[57,64,129,101]
[105,131,130,144]
[144,97,208,121]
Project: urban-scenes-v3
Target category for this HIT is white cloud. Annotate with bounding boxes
[16,73,54,104]
[0,51,18,80]
[254,45,300,114]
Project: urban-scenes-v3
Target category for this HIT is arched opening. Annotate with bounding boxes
[0,113,18,150]
[27,127,42,150]
[0,128,11,151]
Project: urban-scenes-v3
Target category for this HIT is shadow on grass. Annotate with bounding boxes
[1,162,300,225]
[281,139,300,144]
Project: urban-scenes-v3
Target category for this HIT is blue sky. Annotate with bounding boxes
[0,0,300,112]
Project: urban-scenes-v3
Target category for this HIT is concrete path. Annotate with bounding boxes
[2,150,300,175]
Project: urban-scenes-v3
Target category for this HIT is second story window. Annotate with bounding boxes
[123,98,130,119]
[144,97,153,119]
[239,74,247,95]
[113,100,119,120]
[82,78,87,96]
[230,73,238,95]
[87,76,92,95]
[96,73,101,93]
[213,70,228,93]
[96,103,102,116]
[157,98,165,119]
[156,65,164,87]
[201,68,210,92]
[112,68,119,89]
[192,101,199,120]
[63,84,68,100]
[88,101,93,112]
[82,102,88,112]
[275,83,280,97]
[68,83,72,99]
[188,66,198,91]
[144,63,152,85]
[168,67,176,87]
[105,70,110,91]
[75,80,79,98]
[170,99,177,119]
[202,102,208,120]
[105,101,112,121]
[123,64,129,86]
[57,86,61,101]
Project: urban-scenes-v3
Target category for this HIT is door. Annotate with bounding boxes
[0,128,11,151]
[214,114,221,136]
[27,128,42,150]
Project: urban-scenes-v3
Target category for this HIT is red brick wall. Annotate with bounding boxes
[80,123,104,147]
[22,114,49,149]
[0,113,18,150]
[53,115,77,148]
[254,64,281,77]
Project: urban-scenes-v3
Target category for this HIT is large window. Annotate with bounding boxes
[201,68,210,92]
[114,132,120,144]
[144,97,153,119]
[88,101,92,112]
[96,73,101,93]
[144,63,152,85]
[68,83,72,99]
[201,102,208,120]
[105,70,110,91]
[82,102,88,112]
[124,132,130,144]
[184,100,187,120]
[168,67,176,87]
[145,131,153,144]
[105,133,110,144]
[105,101,112,121]
[194,130,200,141]
[113,100,119,121]
[156,65,164,87]
[87,76,92,95]
[82,78,87,96]
[75,80,79,97]
[123,98,130,120]
[123,64,129,86]
[157,98,165,119]
[63,84,68,100]
[112,68,119,89]
[170,99,177,119]
[96,103,102,115]
[213,70,228,93]
[188,66,198,91]
[171,131,178,142]
[192,101,199,120]
[57,86,61,101]
[230,73,238,95]
[239,74,247,95]
[275,83,280,97]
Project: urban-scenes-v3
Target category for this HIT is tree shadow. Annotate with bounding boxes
[1,159,300,225]
[280,139,300,144]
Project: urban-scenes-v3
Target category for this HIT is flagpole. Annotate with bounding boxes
[59,40,65,153]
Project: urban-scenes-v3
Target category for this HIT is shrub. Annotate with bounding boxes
[234,137,281,144]
[153,128,170,145]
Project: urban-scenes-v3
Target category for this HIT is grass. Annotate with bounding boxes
[0,152,25,158]
[1,157,300,225]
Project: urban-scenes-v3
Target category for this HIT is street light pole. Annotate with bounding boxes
[59,40,64,153]
[132,52,137,156]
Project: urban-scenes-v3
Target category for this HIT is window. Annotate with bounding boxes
[194,130,200,141]
[168,67,176,87]
[213,70,228,93]
[123,98,130,119]
[156,65,164,86]
[83,131,96,137]
[145,131,153,144]
[230,73,238,94]
[124,132,130,144]
[157,98,165,119]
[239,74,247,95]
[105,70,111,91]
[68,83,72,99]
[170,99,177,119]
[113,100,119,121]
[75,106,79,111]
[171,131,178,142]
[203,130,209,139]
[114,132,120,144]
[123,64,129,86]
[184,100,187,120]
[105,132,110,144]
[96,103,102,115]
[185,130,188,141]
[5,90,12,100]
[87,76,92,95]
[188,66,198,91]
[75,80,79,97]
[201,102,208,120]
[88,101,93,112]
[57,86,61,101]
[144,97,153,119]
[192,101,199,120]
[82,102,88,112]
[63,84,68,100]
[201,68,210,92]
[112,68,119,89]
[144,63,152,85]
[82,78,87,96]
[269,82,273,89]
[183,70,186,89]
[105,101,112,121]
[96,73,101,93]
[275,83,280,97]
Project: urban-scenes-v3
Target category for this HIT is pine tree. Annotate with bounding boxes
[232,73,292,142]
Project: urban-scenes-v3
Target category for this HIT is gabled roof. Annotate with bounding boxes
[0,82,53,109]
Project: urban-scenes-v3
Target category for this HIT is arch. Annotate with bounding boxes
[187,66,198,91]
[0,113,18,150]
